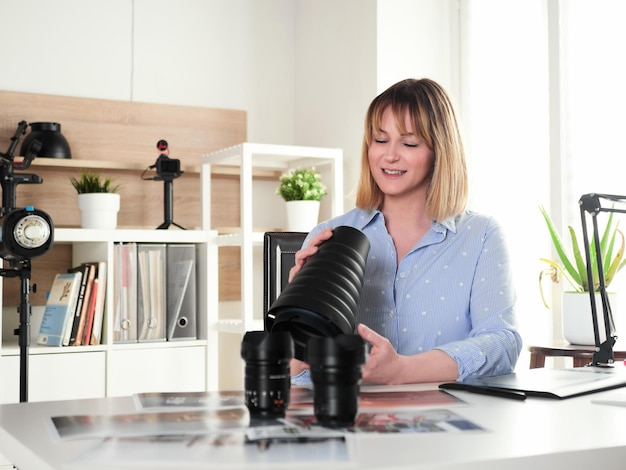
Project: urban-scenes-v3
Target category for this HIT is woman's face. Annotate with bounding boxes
[368,107,434,203]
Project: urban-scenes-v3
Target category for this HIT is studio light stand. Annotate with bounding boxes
[142,140,185,230]
[0,121,54,402]
[579,193,626,367]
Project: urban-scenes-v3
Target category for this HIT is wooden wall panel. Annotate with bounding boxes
[0,91,246,165]
[0,91,249,306]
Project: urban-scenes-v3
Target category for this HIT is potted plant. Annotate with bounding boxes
[70,169,121,229]
[539,204,626,344]
[276,167,327,231]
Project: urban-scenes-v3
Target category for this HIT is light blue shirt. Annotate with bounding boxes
[292,207,522,384]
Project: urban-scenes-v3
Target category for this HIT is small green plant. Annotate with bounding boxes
[276,167,327,202]
[70,169,119,194]
[539,204,626,292]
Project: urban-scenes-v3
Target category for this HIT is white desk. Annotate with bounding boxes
[1,382,626,469]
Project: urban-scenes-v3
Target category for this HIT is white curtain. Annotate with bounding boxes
[461,0,626,364]
[460,0,551,363]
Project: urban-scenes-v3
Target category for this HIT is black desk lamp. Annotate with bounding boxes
[579,193,626,367]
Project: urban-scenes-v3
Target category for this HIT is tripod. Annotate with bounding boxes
[0,121,54,402]
[157,176,185,230]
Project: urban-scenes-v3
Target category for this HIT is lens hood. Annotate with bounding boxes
[267,225,370,360]
[241,330,294,364]
[306,334,367,368]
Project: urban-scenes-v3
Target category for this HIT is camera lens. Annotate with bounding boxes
[306,334,366,428]
[240,331,294,418]
[266,226,370,360]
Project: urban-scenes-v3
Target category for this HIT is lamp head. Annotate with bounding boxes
[19,122,71,159]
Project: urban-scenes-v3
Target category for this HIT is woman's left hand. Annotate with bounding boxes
[357,323,404,384]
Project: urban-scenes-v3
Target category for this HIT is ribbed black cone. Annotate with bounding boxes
[266,225,370,360]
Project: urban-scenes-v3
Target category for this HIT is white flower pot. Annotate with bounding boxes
[78,193,121,229]
[562,291,619,345]
[286,200,320,232]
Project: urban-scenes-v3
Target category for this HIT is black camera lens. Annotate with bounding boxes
[306,334,366,428]
[266,226,370,360]
[240,331,294,418]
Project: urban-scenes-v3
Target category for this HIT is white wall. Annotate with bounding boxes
[0,0,458,212]
[377,0,459,96]
[294,0,458,208]
[0,0,296,145]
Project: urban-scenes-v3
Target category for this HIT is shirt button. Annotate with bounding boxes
[389,311,395,318]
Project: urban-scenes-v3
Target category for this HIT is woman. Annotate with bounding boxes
[290,78,522,385]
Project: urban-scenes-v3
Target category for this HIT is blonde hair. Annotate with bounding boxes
[356,78,468,222]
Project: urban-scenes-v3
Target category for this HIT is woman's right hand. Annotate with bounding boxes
[288,227,333,282]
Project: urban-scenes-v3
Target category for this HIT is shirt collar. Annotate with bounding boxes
[362,209,459,235]
[433,215,458,234]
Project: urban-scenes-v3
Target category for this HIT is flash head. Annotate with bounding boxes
[0,206,54,261]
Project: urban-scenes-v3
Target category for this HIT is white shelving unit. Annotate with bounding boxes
[200,143,343,347]
[0,228,219,402]
[0,142,343,401]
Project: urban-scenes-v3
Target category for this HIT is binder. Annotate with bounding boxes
[166,244,197,340]
[137,243,167,342]
[113,243,138,343]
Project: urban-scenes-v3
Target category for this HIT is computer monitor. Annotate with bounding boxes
[262,231,307,330]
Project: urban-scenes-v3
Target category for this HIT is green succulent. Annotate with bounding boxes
[70,169,120,194]
[276,167,327,202]
[539,204,626,292]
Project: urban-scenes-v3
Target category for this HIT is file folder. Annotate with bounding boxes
[166,244,197,340]
[113,243,138,343]
[137,243,167,342]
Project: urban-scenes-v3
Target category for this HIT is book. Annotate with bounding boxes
[82,277,99,345]
[74,263,97,346]
[90,261,107,345]
[166,244,197,340]
[65,264,91,346]
[137,243,166,342]
[37,272,83,347]
[113,243,138,343]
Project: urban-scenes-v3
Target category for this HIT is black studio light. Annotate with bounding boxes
[19,122,71,159]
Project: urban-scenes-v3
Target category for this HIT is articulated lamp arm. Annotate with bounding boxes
[579,193,626,366]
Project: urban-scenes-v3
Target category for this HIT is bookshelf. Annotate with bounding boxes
[0,91,244,403]
[0,228,219,403]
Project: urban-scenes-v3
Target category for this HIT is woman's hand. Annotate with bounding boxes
[358,323,404,384]
[290,358,309,376]
[288,227,333,282]
[358,323,459,384]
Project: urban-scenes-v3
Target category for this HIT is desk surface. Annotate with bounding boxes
[1,381,626,469]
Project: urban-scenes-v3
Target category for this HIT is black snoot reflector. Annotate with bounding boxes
[266,225,370,360]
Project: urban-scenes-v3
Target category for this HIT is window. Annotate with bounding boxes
[460,0,551,362]
[461,0,626,365]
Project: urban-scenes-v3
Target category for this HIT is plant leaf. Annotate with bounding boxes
[539,205,581,286]
[568,227,587,290]
[538,257,584,292]
[605,228,625,287]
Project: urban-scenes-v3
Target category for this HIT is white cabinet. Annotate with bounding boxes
[0,228,219,402]
[200,143,343,387]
